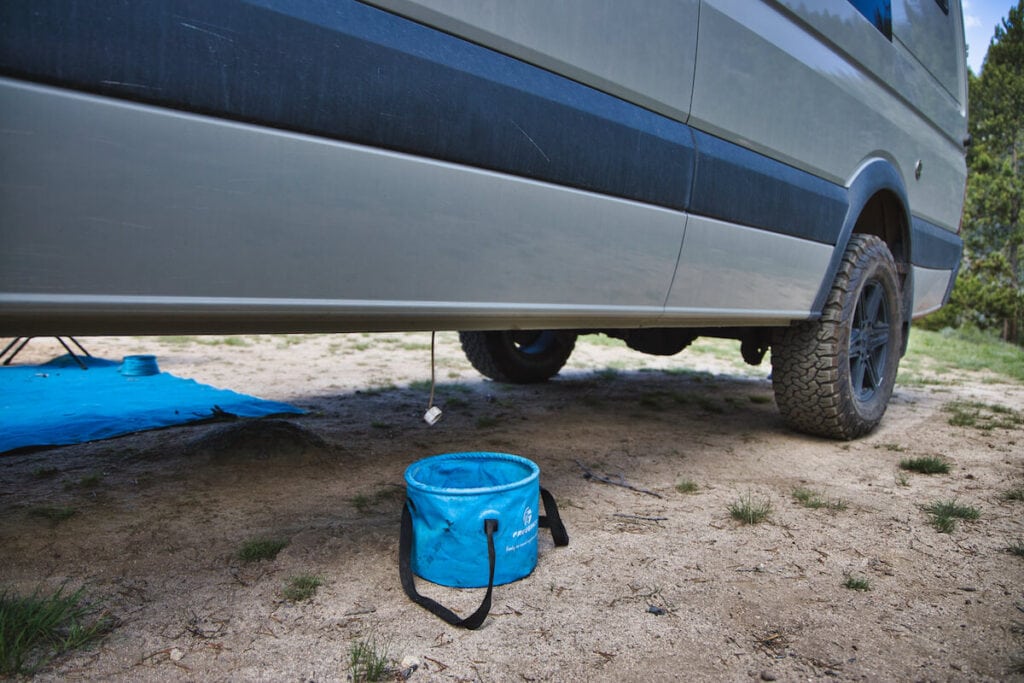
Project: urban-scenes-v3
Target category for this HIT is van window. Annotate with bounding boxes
[848,0,893,38]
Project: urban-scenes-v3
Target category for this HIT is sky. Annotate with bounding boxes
[962,0,1018,73]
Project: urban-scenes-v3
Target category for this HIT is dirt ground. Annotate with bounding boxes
[1,332,1022,682]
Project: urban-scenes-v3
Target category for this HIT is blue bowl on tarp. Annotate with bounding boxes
[120,354,160,377]
[404,452,540,588]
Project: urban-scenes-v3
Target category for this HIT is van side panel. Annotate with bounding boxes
[690,0,967,233]
[0,0,694,211]
[892,0,967,102]
[359,0,700,123]
[0,80,688,336]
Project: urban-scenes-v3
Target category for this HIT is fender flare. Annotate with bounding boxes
[809,159,914,346]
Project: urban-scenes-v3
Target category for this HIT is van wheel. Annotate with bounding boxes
[459,331,576,384]
[771,235,902,439]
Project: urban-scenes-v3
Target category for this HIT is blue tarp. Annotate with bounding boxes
[0,355,304,453]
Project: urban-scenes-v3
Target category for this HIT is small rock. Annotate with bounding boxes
[647,605,667,616]
[399,656,420,679]
[760,671,777,681]
[169,648,184,662]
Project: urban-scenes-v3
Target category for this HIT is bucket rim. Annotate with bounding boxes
[405,451,539,496]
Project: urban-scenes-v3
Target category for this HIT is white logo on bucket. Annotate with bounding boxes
[510,505,538,550]
[507,511,538,552]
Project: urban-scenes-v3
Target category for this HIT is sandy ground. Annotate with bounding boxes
[1,332,1022,682]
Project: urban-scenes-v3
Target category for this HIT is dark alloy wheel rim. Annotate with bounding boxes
[849,278,890,402]
[510,331,557,356]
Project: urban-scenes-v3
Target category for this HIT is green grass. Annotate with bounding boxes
[1003,487,1024,502]
[898,456,951,475]
[792,487,847,511]
[0,585,112,676]
[895,472,911,487]
[350,486,403,514]
[64,473,103,491]
[28,506,77,523]
[878,443,907,452]
[282,575,323,602]
[748,394,772,405]
[155,335,196,346]
[694,396,725,414]
[944,400,1023,431]
[729,493,772,525]
[475,416,501,429]
[922,500,980,534]
[32,467,60,479]
[676,479,699,494]
[237,538,288,562]
[842,575,871,591]
[577,333,627,348]
[349,635,391,682]
[1008,541,1024,558]
[901,327,1024,383]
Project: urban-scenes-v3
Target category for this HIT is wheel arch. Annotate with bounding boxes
[811,159,914,350]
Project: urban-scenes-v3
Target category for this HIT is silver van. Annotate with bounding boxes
[0,0,967,438]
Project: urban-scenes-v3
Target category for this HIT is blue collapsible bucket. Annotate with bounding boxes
[399,452,568,629]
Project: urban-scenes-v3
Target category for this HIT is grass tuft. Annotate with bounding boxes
[729,493,772,525]
[350,486,403,514]
[237,538,288,563]
[842,575,871,591]
[922,499,980,534]
[944,400,1023,431]
[676,479,699,494]
[0,585,113,676]
[792,487,847,511]
[349,635,391,682]
[898,456,951,475]
[1007,541,1024,558]
[282,574,323,602]
[28,506,76,523]
[1002,487,1024,502]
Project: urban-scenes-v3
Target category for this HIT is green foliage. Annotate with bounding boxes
[0,585,112,676]
[282,575,323,602]
[923,500,980,533]
[792,487,847,511]
[676,479,699,494]
[28,506,77,523]
[237,538,288,562]
[902,327,1024,382]
[924,3,1024,343]
[898,456,951,475]
[944,400,1023,430]
[842,575,871,591]
[349,635,391,682]
[728,493,772,525]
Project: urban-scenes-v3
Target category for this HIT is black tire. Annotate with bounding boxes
[771,234,903,439]
[459,331,576,384]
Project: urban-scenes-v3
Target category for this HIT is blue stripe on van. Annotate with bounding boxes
[690,132,849,245]
[0,0,694,211]
[910,217,962,270]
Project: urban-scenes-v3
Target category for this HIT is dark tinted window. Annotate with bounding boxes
[848,0,893,38]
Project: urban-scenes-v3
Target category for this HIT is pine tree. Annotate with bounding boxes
[944,1,1024,343]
